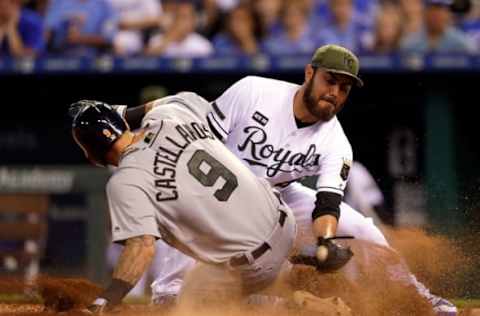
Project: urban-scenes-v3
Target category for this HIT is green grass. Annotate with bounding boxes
[0,293,39,303]
[452,298,480,308]
[124,296,150,304]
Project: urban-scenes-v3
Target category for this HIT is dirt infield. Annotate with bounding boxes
[0,227,476,316]
[1,302,479,316]
[0,303,43,314]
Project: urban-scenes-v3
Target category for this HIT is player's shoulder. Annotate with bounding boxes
[107,165,148,193]
[233,76,299,103]
[328,116,348,137]
[326,117,352,152]
[151,91,206,107]
[106,169,128,197]
[175,91,210,106]
[148,91,211,120]
[239,75,299,90]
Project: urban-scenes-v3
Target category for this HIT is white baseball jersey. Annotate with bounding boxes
[343,161,384,219]
[206,76,353,196]
[107,92,293,264]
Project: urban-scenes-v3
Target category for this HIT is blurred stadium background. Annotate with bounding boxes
[1,0,480,304]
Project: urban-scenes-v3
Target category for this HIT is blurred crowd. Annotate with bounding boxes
[1,0,480,58]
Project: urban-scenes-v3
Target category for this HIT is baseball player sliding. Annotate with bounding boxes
[116,44,455,316]
[68,94,351,313]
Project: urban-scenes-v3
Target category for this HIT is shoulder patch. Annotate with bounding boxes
[252,111,269,126]
[340,158,352,181]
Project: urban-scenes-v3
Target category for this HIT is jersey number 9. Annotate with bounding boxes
[187,149,238,202]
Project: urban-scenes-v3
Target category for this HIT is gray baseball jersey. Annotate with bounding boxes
[206,76,353,196]
[107,92,293,264]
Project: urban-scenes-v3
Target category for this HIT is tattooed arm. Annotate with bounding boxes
[88,235,156,313]
[112,235,156,284]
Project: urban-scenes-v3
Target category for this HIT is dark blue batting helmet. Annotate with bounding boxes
[71,100,128,166]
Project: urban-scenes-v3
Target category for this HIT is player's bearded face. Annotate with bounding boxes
[303,70,351,121]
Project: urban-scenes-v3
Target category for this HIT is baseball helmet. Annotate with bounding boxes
[71,100,128,166]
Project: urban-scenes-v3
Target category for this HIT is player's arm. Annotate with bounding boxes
[309,134,354,270]
[88,235,156,313]
[206,76,256,142]
[312,192,341,239]
[290,192,353,272]
[305,192,354,272]
[114,101,156,130]
[313,131,353,241]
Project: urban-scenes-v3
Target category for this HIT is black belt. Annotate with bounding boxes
[229,210,287,267]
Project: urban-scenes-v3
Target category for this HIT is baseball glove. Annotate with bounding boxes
[290,236,354,273]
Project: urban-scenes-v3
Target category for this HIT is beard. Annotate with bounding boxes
[302,78,337,122]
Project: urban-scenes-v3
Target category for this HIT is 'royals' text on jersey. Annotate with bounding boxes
[207,76,353,196]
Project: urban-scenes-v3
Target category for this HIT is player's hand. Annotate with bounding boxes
[290,236,354,273]
[314,236,354,272]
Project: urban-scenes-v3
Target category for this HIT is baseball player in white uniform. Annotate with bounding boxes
[343,161,388,226]
[147,44,457,316]
[69,94,297,312]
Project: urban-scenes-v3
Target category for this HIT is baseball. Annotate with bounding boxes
[316,245,329,262]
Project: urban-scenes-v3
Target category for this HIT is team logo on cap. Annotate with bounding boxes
[344,54,355,71]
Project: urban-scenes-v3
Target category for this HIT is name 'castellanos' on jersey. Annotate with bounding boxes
[206,76,353,194]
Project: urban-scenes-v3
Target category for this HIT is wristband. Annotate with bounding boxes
[317,235,354,246]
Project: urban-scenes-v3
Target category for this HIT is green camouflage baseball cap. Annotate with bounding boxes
[311,44,363,87]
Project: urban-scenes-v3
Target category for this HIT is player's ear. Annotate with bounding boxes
[305,64,315,82]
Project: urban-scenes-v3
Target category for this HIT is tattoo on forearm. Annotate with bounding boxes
[112,235,156,284]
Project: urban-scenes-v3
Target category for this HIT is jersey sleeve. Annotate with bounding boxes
[142,92,212,128]
[316,131,353,196]
[206,76,255,141]
[106,173,161,243]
